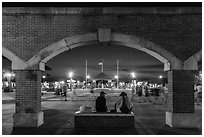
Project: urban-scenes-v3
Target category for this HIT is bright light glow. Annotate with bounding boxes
[4,73,12,77]
[131,72,136,78]
[114,75,118,79]
[43,76,46,79]
[87,75,90,79]
[159,75,163,79]
[69,72,73,78]
[60,81,65,84]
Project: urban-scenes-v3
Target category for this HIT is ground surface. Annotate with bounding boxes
[2,89,202,135]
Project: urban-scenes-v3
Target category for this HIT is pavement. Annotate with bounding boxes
[2,92,58,103]
[2,90,202,135]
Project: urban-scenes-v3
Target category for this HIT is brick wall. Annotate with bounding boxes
[2,12,201,62]
[75,113,134,128]
[167,70,195,113]
[14,70,42,113]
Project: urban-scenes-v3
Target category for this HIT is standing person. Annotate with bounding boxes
[141,83,146,102]
[153,87,160,105]
[71,84,77,100]
[60,87,64,101]
[95,91,107,112]
[115,92,132,113]
[143,83,150,103]
[160,84,166,104]
[195,84,202,105]
[62,83,68,101]
[131,85,136,101]
[89,87,95,101]
[136,85,143,103]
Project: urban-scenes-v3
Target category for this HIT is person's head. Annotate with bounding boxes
[119,91,127,97]
[100,91,106,97]
[197,83,201,86]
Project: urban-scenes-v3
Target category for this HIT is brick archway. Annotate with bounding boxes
[2,47,27,70]
[26,33,182,71]
[12,32,200,128]
[184,49,202,70]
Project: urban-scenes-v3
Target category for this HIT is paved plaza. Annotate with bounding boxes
[2,90,202,135]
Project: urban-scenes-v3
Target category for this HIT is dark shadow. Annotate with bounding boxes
[11,109,75,135]
[2,100,15,104]
[156,124,201,135]
[74,127,139,135]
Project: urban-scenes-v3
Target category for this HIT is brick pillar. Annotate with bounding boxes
[166,70,199,128]
[167,70,194,113]
[13,70,44,127]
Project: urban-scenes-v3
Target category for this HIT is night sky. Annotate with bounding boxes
[2,43,167,82]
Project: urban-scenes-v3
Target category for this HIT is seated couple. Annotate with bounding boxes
[95,91,132,113]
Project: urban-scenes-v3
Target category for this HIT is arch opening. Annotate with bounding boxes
[26,33,181,71]
[2,47,27,70]
[45,43,167,83]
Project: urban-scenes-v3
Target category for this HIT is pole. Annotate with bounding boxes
[86,60,87,89]
[117,60,119,89]
[102,59,103,72]
[8,76,11,91]
[102,59,104,88]
[70,77,72,91]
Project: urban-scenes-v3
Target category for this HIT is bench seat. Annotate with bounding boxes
[74,112,135,128]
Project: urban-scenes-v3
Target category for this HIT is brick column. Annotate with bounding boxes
[166,70,199,128]
[13,70,44,127]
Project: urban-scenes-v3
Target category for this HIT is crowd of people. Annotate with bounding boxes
[194,83,202,105]
[131,83,168,105]
[59,81,202,108]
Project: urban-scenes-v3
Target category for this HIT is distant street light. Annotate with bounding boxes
[4,72,12,78]
[131,72,136,86]
[159,75,163,84]
[131,72,136,78]
[43,76,46,79]
[60,81,65,85]
[87,75,90,79]
[69,72,73,78]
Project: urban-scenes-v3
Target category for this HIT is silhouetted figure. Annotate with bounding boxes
[143,83,150,103]
[116,92,132,113]
[62,83,67,101]
[153,88,160,104]
[95,91,107,112]
[71,85,77,100]
[136,85,143,103]
[195,83,202,105]
[131,85,136,101]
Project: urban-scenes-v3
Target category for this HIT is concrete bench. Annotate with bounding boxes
[74,112,135,128]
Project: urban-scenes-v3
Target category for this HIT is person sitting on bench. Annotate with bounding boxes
[95,91,108,112]
[116,92,132,113]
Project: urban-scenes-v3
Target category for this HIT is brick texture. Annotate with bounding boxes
[2,13,201,61]
[167,70,195,113]
[14,70,42,113]
[75,114,134,128]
